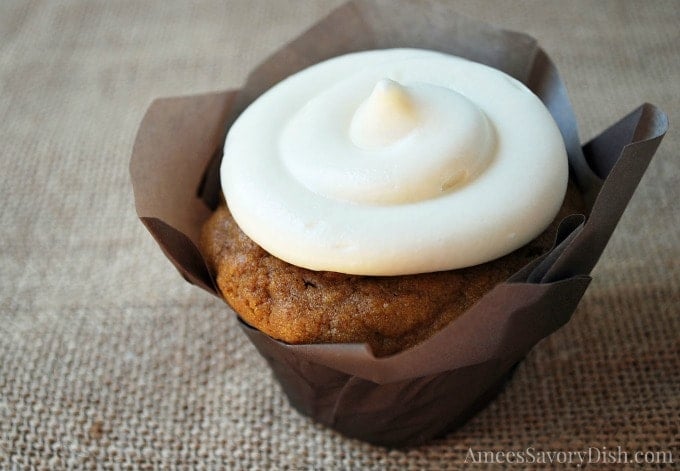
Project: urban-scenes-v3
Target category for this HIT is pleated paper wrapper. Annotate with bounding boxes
[130,0,668,447]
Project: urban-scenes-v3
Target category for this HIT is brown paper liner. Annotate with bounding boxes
[130,0,668,447]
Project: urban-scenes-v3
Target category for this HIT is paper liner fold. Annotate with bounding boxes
[131,92,236,294]
[130,0,668,447]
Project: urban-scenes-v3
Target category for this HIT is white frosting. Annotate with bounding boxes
[221,49,568,276]
[281,77,495,205]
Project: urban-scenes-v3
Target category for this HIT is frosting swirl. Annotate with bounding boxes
[222,49,568,275]
[281,77,496,204]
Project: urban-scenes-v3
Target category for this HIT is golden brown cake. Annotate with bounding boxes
[200,182,582,357]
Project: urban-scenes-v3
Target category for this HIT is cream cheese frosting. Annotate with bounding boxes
[221,49,568,276]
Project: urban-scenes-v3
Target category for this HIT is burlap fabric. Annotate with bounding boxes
[1,0,678,468]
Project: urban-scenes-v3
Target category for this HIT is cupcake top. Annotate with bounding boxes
[221,49,568,276]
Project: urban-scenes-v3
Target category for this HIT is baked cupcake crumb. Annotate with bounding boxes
[201,182,583,356]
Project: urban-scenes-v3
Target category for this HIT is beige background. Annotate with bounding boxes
[1,0,678,468]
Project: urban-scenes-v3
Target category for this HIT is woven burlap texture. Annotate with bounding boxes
[1,0,678,468]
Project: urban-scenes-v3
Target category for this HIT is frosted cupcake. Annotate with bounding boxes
[201,48,583,356]
[131,0,667,446]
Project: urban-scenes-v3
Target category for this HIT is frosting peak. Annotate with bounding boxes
[279,74,496,205]
[349,79,419,149]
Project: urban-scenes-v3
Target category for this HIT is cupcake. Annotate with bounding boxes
[200,48,585,357]
[130,0,667,446]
